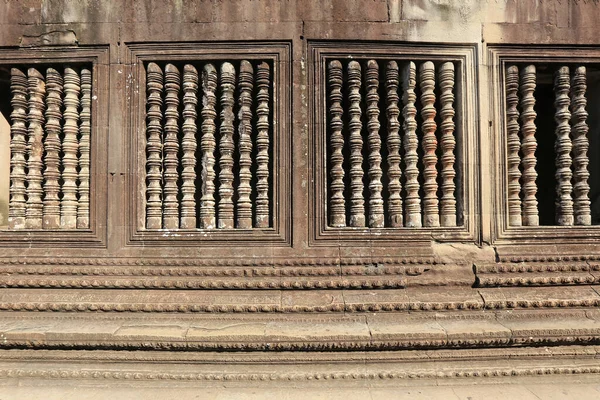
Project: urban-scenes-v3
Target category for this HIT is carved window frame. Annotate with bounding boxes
[0,46,109,248]
[125,42,291,247]
[309,42,479,246]
[490,45,600,246]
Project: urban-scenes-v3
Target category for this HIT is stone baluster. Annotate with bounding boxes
[505,65,521,227]
[8,68,28,230]
[419,61,439,227]
[255,62,271,228]
[25,68,46,229]
[181,64,198,229]
[328,60,346,227]
[78,68,92,229]
[43,68,63,229]
[237,60,254,229]
[366,60,384,228]
[347,61,365,227]
[402,61,421,228]
[438,62,457,227]
[61,67,80,229]
[385,61,402,228]
[554,66,574,226]
[163,64,181,229]
[571,66,591,226]
[145,63,164,229]
[218,62,236,229]
[200,63,218,229]
[520,65,538,226]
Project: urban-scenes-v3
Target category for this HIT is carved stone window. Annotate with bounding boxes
[0,47,108,246]
[490,46,600,244]
[127,42,290,246]
[309,42,478,245]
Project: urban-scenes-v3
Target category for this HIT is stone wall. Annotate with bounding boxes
[2,1,600,393]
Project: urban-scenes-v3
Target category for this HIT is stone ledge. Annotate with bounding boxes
[1,308,600,351]
[0,346,600,389]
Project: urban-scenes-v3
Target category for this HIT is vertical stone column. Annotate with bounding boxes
[43,68,63,229]
[385,61,402,228]
[328,60,346,227]
[571,66,591,226]
[419,61,439,227]
[520,65,538,226]
[181,64,198,229]
[61,67,80,229]
[26,68,46,229]
[438,62,457,227]
[8,68,28,230]
[365,60,384,228]
[145,63,164,229]
[505,65,521,227]
[237,60,254,229]
[78,68,92,229]
[554,66,573,226]
[200,63,218,229]
[255,62,271,228]
[163,64,181,230]
[218,62,236,229]
[347,61,365,227]
[402,62,421,228]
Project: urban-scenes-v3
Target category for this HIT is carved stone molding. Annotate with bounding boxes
[0,257,474,290]
[0,286,598,313]
[2,354,600,384]
[0,256,438,267]
[474,262,600,287]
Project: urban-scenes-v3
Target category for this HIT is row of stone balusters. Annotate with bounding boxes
[505,65,591,226]
[145,61,271,230]
[327,59,458,228]
[9,67,92,230]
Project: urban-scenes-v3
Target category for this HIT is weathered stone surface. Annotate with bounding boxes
[1,0,600,394]
[40,0,123,23]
